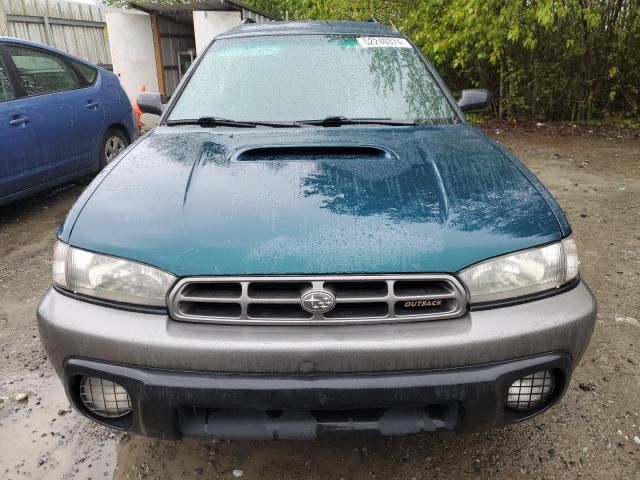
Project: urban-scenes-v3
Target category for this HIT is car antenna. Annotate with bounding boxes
[240,18,256,24]
[366,17,378,23]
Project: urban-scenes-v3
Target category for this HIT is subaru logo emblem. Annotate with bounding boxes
[300,290,336,313]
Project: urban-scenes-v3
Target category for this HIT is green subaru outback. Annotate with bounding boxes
[38,21,596,440]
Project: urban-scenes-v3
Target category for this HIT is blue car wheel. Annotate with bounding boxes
[100,128,128,168]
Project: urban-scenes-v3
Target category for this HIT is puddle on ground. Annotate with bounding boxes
[0,372,117,479]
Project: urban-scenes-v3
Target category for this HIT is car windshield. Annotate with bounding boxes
[167,35,457,124]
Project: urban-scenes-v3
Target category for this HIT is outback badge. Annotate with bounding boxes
[404,299,444,308]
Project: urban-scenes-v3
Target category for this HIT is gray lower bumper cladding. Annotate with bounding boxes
[63,353,572,440]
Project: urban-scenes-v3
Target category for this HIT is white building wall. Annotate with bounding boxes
[193,10,241,56]
[105,9,158,102]
[105,8,159,125]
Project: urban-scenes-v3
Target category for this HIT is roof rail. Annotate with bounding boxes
[240,18,256,24]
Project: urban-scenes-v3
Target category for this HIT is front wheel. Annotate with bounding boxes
[100,128,129,168]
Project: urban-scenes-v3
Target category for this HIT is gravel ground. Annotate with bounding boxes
[0,128,638,479]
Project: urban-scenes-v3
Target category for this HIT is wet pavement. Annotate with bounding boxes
[1,373,116,479]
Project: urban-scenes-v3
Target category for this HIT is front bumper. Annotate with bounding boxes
[38,281,596,438]
[38,282,596,375]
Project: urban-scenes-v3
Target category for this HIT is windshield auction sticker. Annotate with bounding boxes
[356,37,412,48]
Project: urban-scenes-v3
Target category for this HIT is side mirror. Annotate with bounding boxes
[457,89,491,113]
[137,92,165,116]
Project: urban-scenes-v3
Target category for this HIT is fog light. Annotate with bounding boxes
[79,376,132,418]
[506,370,555,411]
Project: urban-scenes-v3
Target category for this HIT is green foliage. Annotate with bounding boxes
[397,0,640,120]
[246,0,411,22]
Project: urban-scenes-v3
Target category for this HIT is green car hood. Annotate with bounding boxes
[60,123,566,276]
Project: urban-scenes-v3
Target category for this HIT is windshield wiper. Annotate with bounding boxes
[164,117,256,128]
[298,116,419,127]
[164,117,300,128]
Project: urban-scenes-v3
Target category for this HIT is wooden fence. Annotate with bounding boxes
[0,0,111,68]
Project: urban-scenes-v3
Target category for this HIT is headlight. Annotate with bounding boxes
[52,240,176,307]
[459,236,579,304]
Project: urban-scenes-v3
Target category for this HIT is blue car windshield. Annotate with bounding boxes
[167,35,457,124]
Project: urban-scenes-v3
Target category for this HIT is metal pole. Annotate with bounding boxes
[43,15,52,45]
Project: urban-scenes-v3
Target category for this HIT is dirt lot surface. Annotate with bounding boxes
[0,127,638,479]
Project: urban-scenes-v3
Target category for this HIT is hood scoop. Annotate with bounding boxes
[233,145,396,162]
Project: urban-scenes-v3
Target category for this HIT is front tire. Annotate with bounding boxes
[100,128,129,168]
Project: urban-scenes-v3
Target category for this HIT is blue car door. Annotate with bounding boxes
[63,58,107,162]
[0,49,42,201]
[4,43,105,181]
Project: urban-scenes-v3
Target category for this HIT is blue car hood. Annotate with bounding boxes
[64,124,564,276]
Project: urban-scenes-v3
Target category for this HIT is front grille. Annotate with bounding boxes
[168,275,467,325]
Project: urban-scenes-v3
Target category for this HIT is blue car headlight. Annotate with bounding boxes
[52,240,176,307]
[459,237,579,304]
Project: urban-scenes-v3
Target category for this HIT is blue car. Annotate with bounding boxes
[0,37,137,206]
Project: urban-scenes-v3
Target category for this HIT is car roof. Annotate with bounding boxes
[0,36,101,69]
[219,20,403,39]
